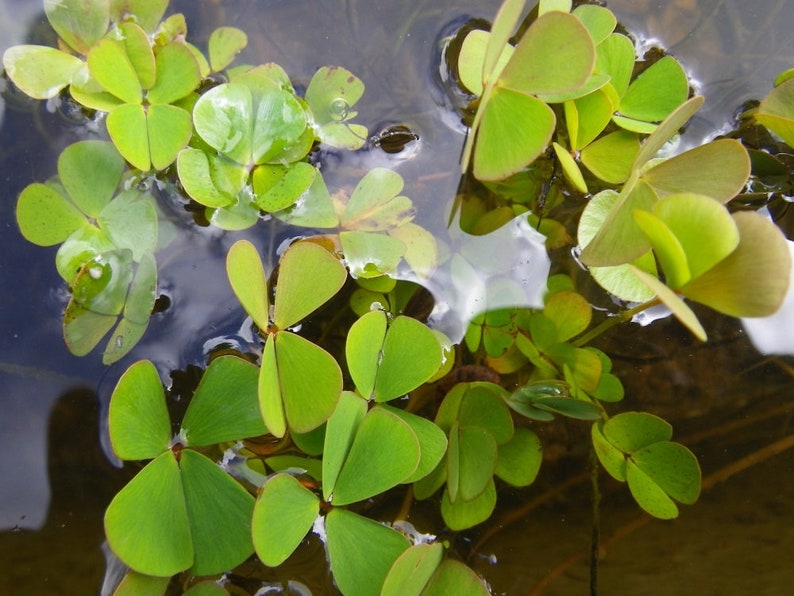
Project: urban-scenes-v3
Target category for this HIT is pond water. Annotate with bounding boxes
[0,0,792,594]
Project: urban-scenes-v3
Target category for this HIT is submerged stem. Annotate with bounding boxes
[572,298,661,348]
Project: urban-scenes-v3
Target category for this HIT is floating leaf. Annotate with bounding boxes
[304,66,367,149]
[594,33,635,99]
[16,183,86,246]
[226,239,270,331]
[105,452,192,577]
[483,0,527,85]
[44,0,109,55]
[755,76,794,147]
[447,424,497,503]
[252,473,320,567]
[88,37,142,105]
[325,509,410,596]
[494,427,542,486]
[573,4,617,45]
[253,162,317,213]
[423,559,491,596]
[341,168,414,231]
[107,103,149,170]
[441,478,497,530]
[380,405,448,483]
[322,391,368,501]
[273,241,347,329]
[60,140,127,218]
[180,356,265,446]
[341,231,406,278]
[208,27,248,72]
[618,56,687,124]
[331,407,420,506]
[381,543,444,596]
[2,45,83,99]
[108,359,171,460]
[580,129,639,183]
[458,29,513,96]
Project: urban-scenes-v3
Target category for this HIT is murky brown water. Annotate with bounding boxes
[0,1,792,594]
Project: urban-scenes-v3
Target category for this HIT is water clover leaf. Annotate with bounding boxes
[756,76,794,146]
[448,424,497,503]
[462,11,595,180]
[381,543,444,596]
[16,182,91,247]
[304,66,367,149]
[458,30,513,96]
[252,473,320,567]
[208,27,248,72]
[325,508,410,596]
[322,391,368,501]
[602,412,672,453]
[2,45,84,100]
[573,4,617,45]
[579,129,640,184]
[330,407,421,506]
[45,0,110,55]
[613,56,688,132]
[105,358,259,576]
[494,427,542,486]
[422,559,491,596]
[226,240,346,437]
[346,310,442,401]
[110,0,169,33]
[440,478,497,530]
[340,167,415,231]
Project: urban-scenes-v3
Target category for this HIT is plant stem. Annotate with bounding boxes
[589,448,601,596]
[572,298,661,347]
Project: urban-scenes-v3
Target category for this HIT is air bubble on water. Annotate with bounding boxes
[330,97,350,120]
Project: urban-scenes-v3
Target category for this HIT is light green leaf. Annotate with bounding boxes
[473,86,556,181]
[423,559,491,596]
[252,473,319,567]
[756,77,794,146]
[681,211,793,317]
[626,459,680,519]
[331,407,420,506]
[45,0,109,55]
[108,359,171,460]
[483,0,527,85]
[274,332,342,434]
[500,11,594,98]
[633,209,691,289]
[381,543,444,596]
[494,427,542,486]
[631,441,701,505]
[565,88,614,150]
[110,0,168,32]
[603,411,673,454]
[104,452,192,576]
[573,5,616,45]
[117,22,155,89]
[2,45,83,99]
[107,103,150,170]
[177,149,244,208]
[322,391,368,501]
[98,190,158,260]
[448,425,497,503]
[591,421,627,481]
[632,95,704,170]
[630,265,707,341]
[147,104,194,170]
[88,37,142,104]
[345,310,388,400]
[595,34,635,99]
[619,56,687,123]
[273,169,339,228]
[192,82,253,164]
[325,508,410,596]
[553,142,587,193]
[544,290,592,342]
[304,66,367,149]
[340,231,406,278]
[179,449,255,576]
[379,405,448,484]
[458,30,513,96]
[273,241,347,329]
[112,571,169,596]
[208,27,248,72]
[440,478,497,531]
[148,42,201,105]
[181,356,265,446]
[16,182,86,246]
[253,162,317,212]
[580,129,639,183]
[226,239,269,331]
[259,335,286,438]
[59,140,126,218]
[341,168,414,231]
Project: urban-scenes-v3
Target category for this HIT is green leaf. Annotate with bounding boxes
[595,34,635,99]
[483,0,527,86]
[756,77,794,146]
[110,0,168,32]
[273,241,347,329]
[381,543,444,596]
[630,265,707,341]
[325,508,410,596]
[146,104,194,170]
[304,66,367,149]
[592,421,627,481]
[340,231,406,278]
[177,149,246,208]
[500,11,594,98]
[619,56,687,123]
[456,384,514,444]
[631,441,701,505]
[208,27,248,72]
[59,141,126,218]
[341,168,414,231]
[108,359,171,461]
[440,478,497,531]
[112,571,169,596]
[573,5,616,45]
[331,407,420,506]
[107,103,150,170]
[148,42,201,105]
[494,427,542,486]
[192,82,253,164]
[473,86,556,180]
[274,332,342,434]
[253,162,317,212]
[44,0,109,54]
[259,335,286,438]
[181,356,265,446]
[544,290,591,342]
[105,452,193,576]
[458,30,513,96]
[553,142,587,193]
[252,473,320,567]
[322,391,368,501]
[226,239,270,331]
[448,424,497,503]
[273,170,339,228]
[580,129,639,183]
[423,559,491,596]
[626,459,679,519]
[632,95,704,170]
[179,449,255,576]
[88,37,142,104]
[117,22,155,89]
[380,405,448,484]
[16,182,86,246]
[98,190,158,260]
[681,211,793,317]
[633,209,691,289]
[642,139,750,202]
[565,88,614,150]
[2,45,84,99]
[602,411,672,454]
[346,310,388,399]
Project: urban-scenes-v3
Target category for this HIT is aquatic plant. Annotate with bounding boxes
[4,0,793,594]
